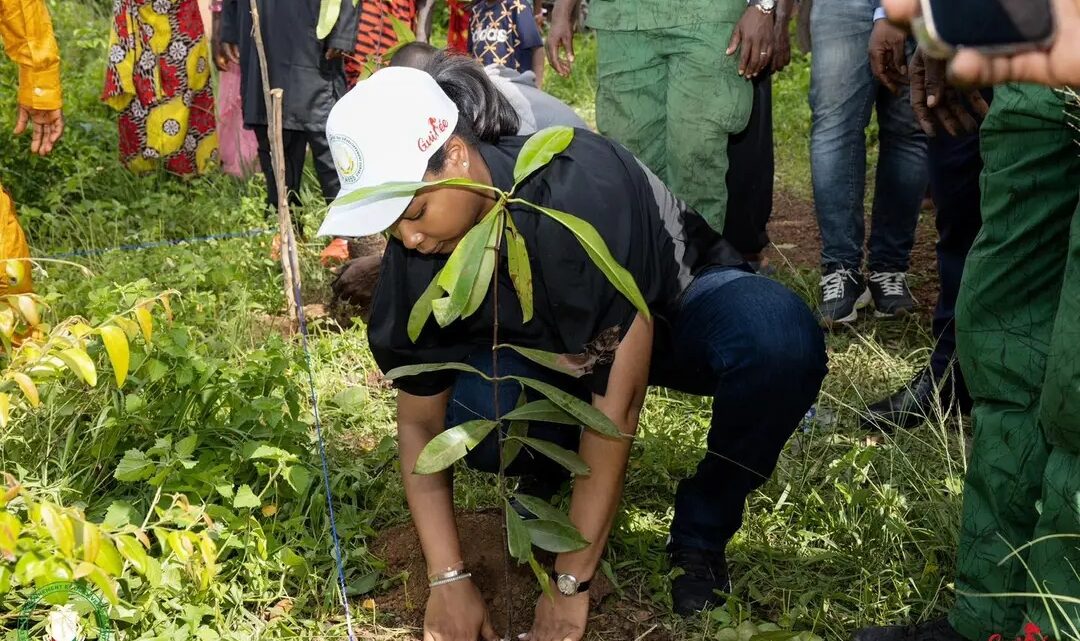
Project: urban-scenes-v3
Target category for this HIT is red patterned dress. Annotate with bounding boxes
[102,0,218,176]
[446,0,471,53]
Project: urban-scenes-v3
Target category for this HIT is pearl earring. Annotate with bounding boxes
[463,161,469,168]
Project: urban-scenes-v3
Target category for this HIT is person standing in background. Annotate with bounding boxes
[210,0,259,178]
[347,0,417,85]
[722,0,795,273]
[219,0,357,260]
[0,0,65,297]
[546,0,774,236]
[809,0,927,326]
[447,0,472,54]
[469,0,545,88]
[102,0,219,176]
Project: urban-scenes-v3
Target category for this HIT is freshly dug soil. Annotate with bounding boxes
[371,511,672,640]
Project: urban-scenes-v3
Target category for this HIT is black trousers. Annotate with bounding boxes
[925,95,990,409]
[252,126,340,211]
[723,73,774,256]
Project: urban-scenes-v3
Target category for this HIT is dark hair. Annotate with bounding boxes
[389,41,438,69]
[423,52,520,173]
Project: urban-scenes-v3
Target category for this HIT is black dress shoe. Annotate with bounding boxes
[669,543,731,615]
[861,368,948,432]
[853,617,970,641]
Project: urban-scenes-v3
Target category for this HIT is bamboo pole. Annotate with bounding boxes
[249,0,300,324]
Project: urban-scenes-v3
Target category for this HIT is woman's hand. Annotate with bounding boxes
[522,591,589,641]
[545,0,578,77]
[424,579,500,641]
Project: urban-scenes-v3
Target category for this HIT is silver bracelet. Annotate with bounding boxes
[429,572,472,588]
[428,568,467,583]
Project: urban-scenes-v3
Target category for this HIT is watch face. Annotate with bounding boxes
[556,574,577,596]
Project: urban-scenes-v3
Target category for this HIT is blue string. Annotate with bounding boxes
[282,230,357,641]
[41,228,275,259]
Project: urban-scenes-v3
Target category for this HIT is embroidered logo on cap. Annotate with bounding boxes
[330,134,364,185]
[417,116,451,153]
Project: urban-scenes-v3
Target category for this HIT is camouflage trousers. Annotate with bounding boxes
[952,83,1080,641]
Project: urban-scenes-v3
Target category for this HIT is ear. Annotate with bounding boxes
[442,136,471,172]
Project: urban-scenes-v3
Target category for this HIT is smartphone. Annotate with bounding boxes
[914,0,1055,59]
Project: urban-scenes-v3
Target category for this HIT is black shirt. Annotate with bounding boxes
[368,129,744,397]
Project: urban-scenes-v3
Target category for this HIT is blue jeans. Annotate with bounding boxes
[809,0,928,272]
[446,268,828,551]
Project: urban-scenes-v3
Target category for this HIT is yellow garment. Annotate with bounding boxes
[0,0,63,110]
[1,182,33,296]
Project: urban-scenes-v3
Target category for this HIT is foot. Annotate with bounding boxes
[860,369,945,432]
[853,617,969,641]
[868,271,914,318]
[818,267,871,327]
[668,543,731,615]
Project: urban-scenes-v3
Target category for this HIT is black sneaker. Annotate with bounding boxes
[868,271,914,318]
[818,268,871,326]
[853,617,969,641]
[668,543,731,615]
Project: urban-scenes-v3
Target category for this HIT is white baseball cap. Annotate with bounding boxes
[317,66,460,238]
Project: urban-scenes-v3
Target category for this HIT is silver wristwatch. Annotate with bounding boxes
[751,0,776,14]
[552,571,591,597]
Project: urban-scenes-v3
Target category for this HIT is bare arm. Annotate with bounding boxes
[397,390,464,576]
[531,47,546,88]
[558,314,652,580]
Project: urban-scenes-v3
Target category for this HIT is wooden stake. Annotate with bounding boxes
[249,0,300,324]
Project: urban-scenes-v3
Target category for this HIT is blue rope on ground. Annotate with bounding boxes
[41,228,275,259]
[283,231,357,641]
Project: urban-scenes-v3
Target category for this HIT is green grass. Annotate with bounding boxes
[0,3,1031,640]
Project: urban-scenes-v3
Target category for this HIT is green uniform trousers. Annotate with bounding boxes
[594,24,753,233]
[951,83,1080,641]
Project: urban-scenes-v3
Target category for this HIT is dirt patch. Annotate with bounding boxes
[765,189,941,316]
[371,511,672,641]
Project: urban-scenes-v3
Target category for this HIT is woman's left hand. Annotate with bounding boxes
[522,591,589,641]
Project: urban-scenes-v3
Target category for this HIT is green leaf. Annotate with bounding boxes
[524,519,589,553]
[513,437,589,475]
[414,420,498,474]
[40,503,75,556]
[528,553,554,599]
[114,449,155,482]
[215,484,234,499]
[505,217,534,322]
[285,465,312,494]
[0,511,22,554]
[242,442,298,463]
[513,494,574,527]
[505,501,532,563]
[331,386,369,415]
[431,296,455,327]
[499,399,579,425]
[102,500,138,528]
[513,127,575,186]
[461,210,504,318]
[388,14,416,43]
[407,277,444,342]
[76,562,119,604]
[523,203,650,320]
[346,571,381,596]
[384,362,487,381]
[436,208,501,325]
[499,344,581,378]
[0,565,11,595]
[124,393,146,413]
[332,177,500,208]
[115,534,148,575]
[513,377,622,438]
[233,484,261,510]
[502,421,528,469]
[94,539,123,576]
[174,434,198,458]
[315,0,341,39]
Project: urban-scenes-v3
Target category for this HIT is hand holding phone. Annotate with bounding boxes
[884,0,1080,87]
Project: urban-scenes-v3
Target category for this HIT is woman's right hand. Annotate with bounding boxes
[424,578,500,641]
